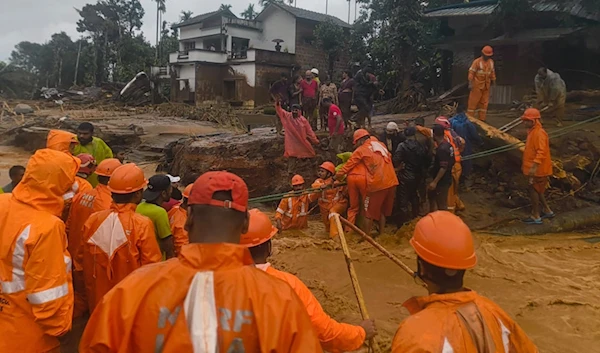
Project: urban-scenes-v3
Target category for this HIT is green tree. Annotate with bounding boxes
[0,62,33,98]
[258,0,293,7]
[180,10,193,21]
[240,4,258,20]
[219,4,232,11]
[314,20,345,80]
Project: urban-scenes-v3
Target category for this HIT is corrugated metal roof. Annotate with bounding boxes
[491,27,582,42]
[424,4,496,18]
[275,3,351,28]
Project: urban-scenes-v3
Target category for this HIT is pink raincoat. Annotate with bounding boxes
[276,104,319,158]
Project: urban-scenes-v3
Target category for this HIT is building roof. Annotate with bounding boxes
[272,3,351,28]
[425,0,599,22]
[173,8,237,28]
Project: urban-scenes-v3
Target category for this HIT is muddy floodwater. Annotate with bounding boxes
[270,218,600,353]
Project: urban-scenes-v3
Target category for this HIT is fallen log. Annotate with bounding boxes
[483,206,600,236]
[466,115,581,189]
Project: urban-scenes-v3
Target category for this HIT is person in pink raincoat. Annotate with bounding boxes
[275,101,320,173]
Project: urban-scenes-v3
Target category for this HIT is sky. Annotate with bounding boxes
[0,0,359,61]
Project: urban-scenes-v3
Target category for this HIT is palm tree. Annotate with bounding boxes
[154,0,166,61]
[219,4,232,11]
[258,0,294,8]
[240,4,257,20]
[180,10,193,21]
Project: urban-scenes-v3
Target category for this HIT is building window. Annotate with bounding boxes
[184,42,196,50]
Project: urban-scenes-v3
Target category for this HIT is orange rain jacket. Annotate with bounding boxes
[522,120,552,177]
[167,205,190,256]
[46,129,76,154]
[67,183,113,317]
[258,263,365,352]
[79,243,323,352]
[0,149,79,353]
[312,178,348,234]
[275,193,318,230]
[468,57,496,91]
[337,137,399,193]
[78,203,162,313]
[392,290,538,353]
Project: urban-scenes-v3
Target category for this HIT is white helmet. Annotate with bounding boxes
[386,122,399,132]
[310,68,319,75]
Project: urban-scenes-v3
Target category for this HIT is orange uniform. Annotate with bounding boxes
[258,263,365,352]
[79,203,162,313]
[312,177,348,237]
[444,130,465,212]
[468,57,496,121]
[168,205,190,256]
[522,119,552,193]
[275,193,317,230]
[392,290,538,353]
[79,243,323,352]
[0,149,79,353]
[46,129,77,154]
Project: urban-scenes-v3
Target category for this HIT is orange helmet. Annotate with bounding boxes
[182,184,193,199]
[521,108,541,121]
[482,45,493,56]
[291,174,305,186]
[319,161,336,174]
[353,129,370,145]
[95,158,122,177]
[76,153,97,175]
[108,163,147,194]
[410,211,477,270]
[240,209,278,247]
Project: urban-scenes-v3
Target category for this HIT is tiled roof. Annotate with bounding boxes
[173,9,236,28]
[275,3,351,28]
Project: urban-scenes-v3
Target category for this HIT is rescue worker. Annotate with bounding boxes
[535,67,567,127]
[275,174,317,231]
[336,129,399,236]
[74,153,96,194]
[428,125,455,212]
[79,171,323,352]
[168,184,193,256]
[67,158,122,317]
[73,122,114,187]
[0,149,79,353]
[46,129,78,154]
[467,45,496,121]
[79,163,162,313]
[1,165,25,193]
[379,122,406,154]
[313,161,348,237]
[242,208,377,352]
[413,117,433,213]
[391,211,538,352]
[136,174,175,259]
[435,116,466,212]
[337,151,367,228]
[275,100,320,173]
[521,108,554,224]
[393,127,428,226]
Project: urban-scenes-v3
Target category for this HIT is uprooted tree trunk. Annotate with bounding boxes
[466,115,581,190]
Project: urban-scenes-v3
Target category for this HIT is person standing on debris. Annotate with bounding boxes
[337,129,399,236]
[275,174,318,231]
[168,184,193,256]
[467,45,496,121]
[73,122,114,187]
[0,149,79,353]
[275,100,320,173]
[521,108,554,225]
[242,209,377,352]
[353,65,378,128]
[392,211,538,352]
[322,97,345,154]
[435,117,465,212]
[428,125,455,212]
[379,122,406,154]
[535,67,567,127]
[301,70,320,130]
[289,75,303,108]
[393,127,428,226]
[271,73,291,135]
[79,163,162,313]
[451,112,482,187]
[79,171,322,352]
[319,76,339,131]
[67,158,122,318]
[136,174,175,259]
[339,70,355,129]
[336,151,368,229]
[1,165,25,193]
[313,162,348,237]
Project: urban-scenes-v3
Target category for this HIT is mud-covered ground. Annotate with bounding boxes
[270,217,600,353]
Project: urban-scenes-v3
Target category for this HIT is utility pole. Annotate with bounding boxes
[155,1,159,60]
[347,0,351,23]
[74,39,83,86]
[326,0,328,14]
[355,0,357,21]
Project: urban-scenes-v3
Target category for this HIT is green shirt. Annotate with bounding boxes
[73,136,113,187]
[136,202,172,239]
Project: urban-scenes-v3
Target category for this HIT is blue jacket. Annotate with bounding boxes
[450,113,481,156]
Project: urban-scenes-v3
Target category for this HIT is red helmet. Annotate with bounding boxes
[319,161,336,174]
[482,45,493,56]
[240,209,278,247]
[521,108,541,121]
[291,174,305,186]
[76,153,97,175]
[411,211,477,270]
[434,116,451,129]
[353,129,370,145]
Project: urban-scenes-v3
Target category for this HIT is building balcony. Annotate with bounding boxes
[150,66,170,79]
[170,49,229,64]
[223,17,263,31]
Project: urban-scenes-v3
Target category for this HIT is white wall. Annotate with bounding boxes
[179,64,196,92]
[231,63,256,87]
[256,8,296,53]
[180,26,221,40]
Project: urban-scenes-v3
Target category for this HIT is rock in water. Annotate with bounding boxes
[14,104,34,115]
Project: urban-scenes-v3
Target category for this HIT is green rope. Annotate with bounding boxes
[249,182,347,203]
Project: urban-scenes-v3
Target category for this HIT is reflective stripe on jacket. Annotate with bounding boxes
[275,193,316,230]
[0,149,79,352]
[468,57,496,90]
[79,243,323,352]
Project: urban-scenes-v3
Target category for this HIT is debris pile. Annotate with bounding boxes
[148,103,247,130]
